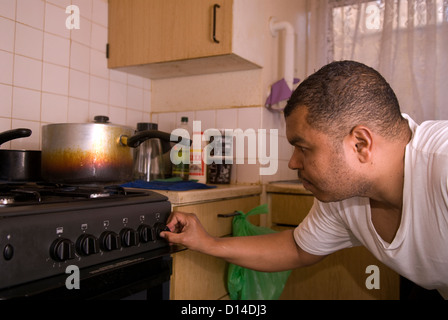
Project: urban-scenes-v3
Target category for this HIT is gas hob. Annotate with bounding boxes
[0,183,174,297]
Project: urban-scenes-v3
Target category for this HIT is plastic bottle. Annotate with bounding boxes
[189,130,207,184]
[171,117,190,180]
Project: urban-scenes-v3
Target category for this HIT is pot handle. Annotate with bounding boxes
[0,128,32,146]
[121,130,191,149]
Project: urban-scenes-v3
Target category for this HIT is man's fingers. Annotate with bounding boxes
[160,230,182,244]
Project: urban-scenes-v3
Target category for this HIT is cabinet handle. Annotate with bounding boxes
[218,211,241,218]
[213,4,220,43]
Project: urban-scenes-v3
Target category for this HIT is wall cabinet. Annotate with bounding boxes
[267,183,400,300]
[108,0,261,79]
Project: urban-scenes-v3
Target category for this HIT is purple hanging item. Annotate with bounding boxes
[265,78,300,107]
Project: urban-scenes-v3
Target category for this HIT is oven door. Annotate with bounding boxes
[0,246,184,300]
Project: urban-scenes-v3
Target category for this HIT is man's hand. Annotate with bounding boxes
[160,211,216,254]
[160,211,325,272]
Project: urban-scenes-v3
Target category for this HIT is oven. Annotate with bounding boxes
[0,183,183,300]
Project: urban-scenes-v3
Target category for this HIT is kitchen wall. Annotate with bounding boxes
[0,0,151,151]
[152,0,307,184]
[0,0,306,185]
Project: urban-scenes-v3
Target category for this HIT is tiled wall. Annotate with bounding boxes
[0,0,297,185]
[0,0,151,151]
[153,107,295,184]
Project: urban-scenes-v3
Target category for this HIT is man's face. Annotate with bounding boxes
[286,107,369,203]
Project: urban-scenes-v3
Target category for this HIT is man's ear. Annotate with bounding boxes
[347,125,373,163]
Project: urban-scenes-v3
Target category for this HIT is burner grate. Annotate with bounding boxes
[0,184,139,207]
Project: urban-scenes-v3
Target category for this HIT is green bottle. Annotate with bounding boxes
[172,117,190,180]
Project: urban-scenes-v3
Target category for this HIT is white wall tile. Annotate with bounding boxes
[194,110,215,131]
[91,0,108,27]
[41,92,68,123]
[234,163,261,184]
[237,107,262,130]
[44,3,70,38]
[156,113,177,132]
[127,85,143,110]
[142,112,151,123]
[127,74,143,88]
[109,69,127,84]
[69,69,89,100]
[90,48,108,78]
[42,62,69,95]
[70,41,90,72]
[0,0,16,20]
[126,109,143,128]
[43,32,70,66]
[150,113,158,124]
[0,17,15,52]
[109,81,126,107]
[16,0,44,30]
[13,55,42,90]
[15,23,43,60]
[68,97,89,123]
[0,84,12,117]
[0,51,14,85]
[216,109,237,130]
[143,89,151,113]
[0,118,12,149]
[89,75,108,104]
[90,23,106,52]
[143,78,151,90]
[262,105,287,136]
[71,17,91,46]
[12,87,40,121]
[76,0,93,21]
[89,101,108,120]
[109,106,126,125]
[46,0,71,9]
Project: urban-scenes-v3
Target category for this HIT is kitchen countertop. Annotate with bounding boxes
[266,180,313,195]
[147,184,262,206]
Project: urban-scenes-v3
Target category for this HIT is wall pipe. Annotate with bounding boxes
[269,17,295,91]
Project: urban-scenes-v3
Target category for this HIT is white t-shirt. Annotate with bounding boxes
[294,115,448,299]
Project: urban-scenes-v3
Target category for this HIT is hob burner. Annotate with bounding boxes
[0,183,134,207]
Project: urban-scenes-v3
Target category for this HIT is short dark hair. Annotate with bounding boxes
[284,60,407,141]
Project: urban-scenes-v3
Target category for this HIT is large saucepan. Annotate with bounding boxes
[0,128,42,182]
[41,116,180,184]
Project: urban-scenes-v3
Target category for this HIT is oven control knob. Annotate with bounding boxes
[120,228,140,247]
[76,234,99,256]
[138,224,155,243]
[50,238,75,262]
[100,231,121,252]
[154,222,170,240]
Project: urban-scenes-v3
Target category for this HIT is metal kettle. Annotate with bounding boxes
[133,123,167,181]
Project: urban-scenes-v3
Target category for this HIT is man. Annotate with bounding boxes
[160,61,448,299]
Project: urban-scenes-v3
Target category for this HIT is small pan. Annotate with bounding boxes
[0,128,41,182]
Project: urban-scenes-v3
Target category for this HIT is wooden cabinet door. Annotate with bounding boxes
[271,193,314,226]
[108,0,233,68]
[271,199,400,300]
[280,245,400,300]
[170,196,260,300]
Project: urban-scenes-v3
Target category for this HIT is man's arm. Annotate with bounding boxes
[160,211,326,272]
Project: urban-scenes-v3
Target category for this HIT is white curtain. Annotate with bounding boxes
[305,0,448,122]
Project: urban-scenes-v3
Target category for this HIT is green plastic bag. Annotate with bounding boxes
[227,204,292,300]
